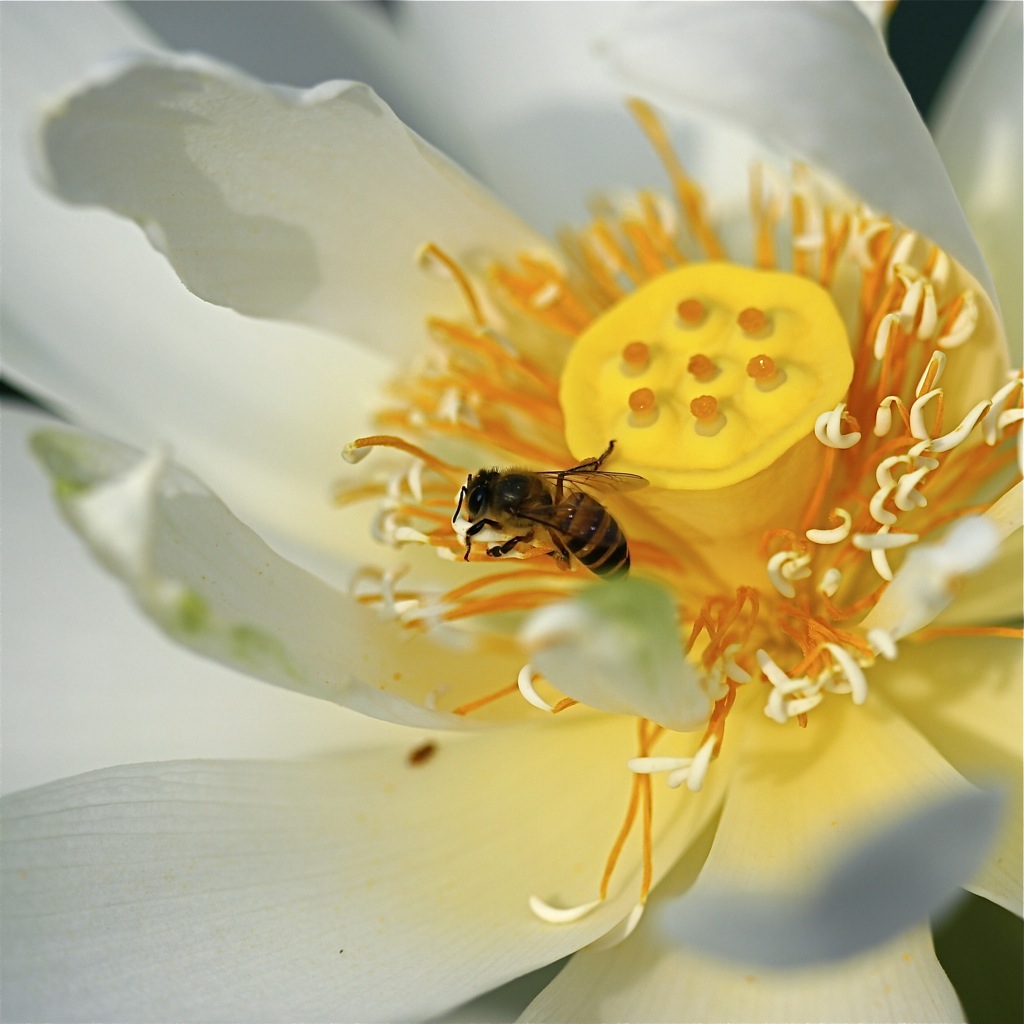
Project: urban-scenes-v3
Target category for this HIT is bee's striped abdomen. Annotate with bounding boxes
[550,493,630,578]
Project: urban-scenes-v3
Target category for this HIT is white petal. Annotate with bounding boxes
[661,788,1000,968]
[30,424,523,729]
[932,0,1024,356]
[603,2,996,303]
[933,527,1024,628]
[2,403,409,795]
[876,635,1023,914]
[520,578,710,731]
[657,693,997,968]
[38,53,549,358]
[523,915,961,1023]
[383,2,766,234]
[861,512,1011,641]
[1,2,396,563]
[0,715,655,1022]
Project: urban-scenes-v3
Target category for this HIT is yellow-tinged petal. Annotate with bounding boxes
[522,918,962,1024]
[0,716,628,1021]
[877,635,1023,914]
[31,425,529,728]
[658,693,997,966]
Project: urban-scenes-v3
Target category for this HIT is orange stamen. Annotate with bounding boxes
[347,435,464,482]
[451,683,519,716]
[419,243,486,327]
[627,98,725,259]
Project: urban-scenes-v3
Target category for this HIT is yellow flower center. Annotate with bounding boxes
[561,263,854,489]
[341,99,1021,932]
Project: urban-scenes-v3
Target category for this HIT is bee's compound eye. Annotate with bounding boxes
[467,485,488,519]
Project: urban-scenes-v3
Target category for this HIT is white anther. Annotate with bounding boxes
[588,902,646,951]
[782,555,813,582]
[867,628,898,660]
[530,281,562,310]
[853,531,919,551]
[854,529,918,582]
[342,441,372,464]
[765,687,788,724]
[824,643,869,705]
[806,508,853,545]
[869,486,898,526]
[1000,408,1024,432]
[529,895,601,925]
[406,460,425,502]
[886,236,916,281]
[909,388,943,440]
[918,281,938,339]
[915,351,947,398]
[423,686,448,711]
[848,215,889,269]
[682,736,717,792]
[721,644,752,684]
[784,692,824,716]
[876,455,911,491]
[983,378,1023,445]
[392,526,432,545]
[931,249,950,288]
[767,550,810,598]
[757,649,811,695]
[893,467,930,511]
[818,567,842,598]
[517,664,554,712]
[899,276,925,328]
[907,439,940,469]
[814,403,861,449]
[873,312,902,361]
[927,400,991,453]
[349,564,413,618]
[874,396,908,438]
[939,291,978,349]
[628,756,693,775]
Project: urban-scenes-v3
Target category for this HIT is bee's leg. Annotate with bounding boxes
[452,478,470,524]
[547,532,572,570]
[559,440,617,495]
[464,518,502,561]
[486,532,532,558]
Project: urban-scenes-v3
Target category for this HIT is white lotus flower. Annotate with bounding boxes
[2,4,1021,1022]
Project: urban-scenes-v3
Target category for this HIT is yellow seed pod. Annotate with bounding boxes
[560,263,854,489]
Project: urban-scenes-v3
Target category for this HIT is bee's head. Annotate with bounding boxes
[464,470,498,521]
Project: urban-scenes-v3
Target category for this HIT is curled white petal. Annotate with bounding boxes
[927,400,992,453]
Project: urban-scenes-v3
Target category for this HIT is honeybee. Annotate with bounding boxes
[452,441,647,579]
